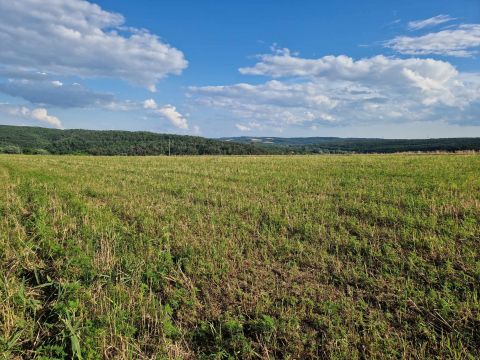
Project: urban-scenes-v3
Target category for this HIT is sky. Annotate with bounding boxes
[0,0,479,138]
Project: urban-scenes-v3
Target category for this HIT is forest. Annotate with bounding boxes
[1,125,480,155]
[0,125,274,155]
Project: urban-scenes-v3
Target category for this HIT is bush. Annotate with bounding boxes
[28,148,50,155]
[0,145,22,154]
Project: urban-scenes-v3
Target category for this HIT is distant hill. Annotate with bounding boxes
[220,136,350,146]
[1,125,479,155]
[220,136,480,153]
[0,125,275,155]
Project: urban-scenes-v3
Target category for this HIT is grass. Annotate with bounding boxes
[0,154,479,359]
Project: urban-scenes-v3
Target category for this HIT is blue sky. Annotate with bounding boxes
[0,0,479,138]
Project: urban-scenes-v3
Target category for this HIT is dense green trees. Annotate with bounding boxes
[223,136,480,153]
[1,125,479,155]
[0,126,274,155]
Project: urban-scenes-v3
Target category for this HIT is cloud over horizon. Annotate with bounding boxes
[191,48,480,132]
[143,99,189,129]
[0,103,63,128]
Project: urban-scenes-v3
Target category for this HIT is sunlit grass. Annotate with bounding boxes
[1,154,479,359]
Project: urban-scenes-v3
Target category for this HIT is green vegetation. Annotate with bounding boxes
[223,136,480,153]
[0,125,275,155]
[2,125,480,156]
[1,154,479,359]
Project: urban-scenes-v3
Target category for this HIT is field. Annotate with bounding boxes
[1,154,479,359]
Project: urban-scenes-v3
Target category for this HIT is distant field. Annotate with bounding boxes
[1,154,479,359]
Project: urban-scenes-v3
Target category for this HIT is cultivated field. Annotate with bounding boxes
[0,154,479,359]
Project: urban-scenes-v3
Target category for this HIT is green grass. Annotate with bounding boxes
[0,154,479,359]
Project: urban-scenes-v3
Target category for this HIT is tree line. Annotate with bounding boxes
[1,125,479,155]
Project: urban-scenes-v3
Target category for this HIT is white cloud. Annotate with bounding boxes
[0,0,187,91]
[407,15,456,31]
[30,108,63,128]
[51,80,63,87]
[4,105,29,118]
[191,81,338,127]
[190,49,480,131]
[193,80,337,109]
[155,105,189,129]
[386,24,480,57]
[235,124,252,132]
[143,99,158,109]
[102,100,137,112]
[142,99,189,129]
[0,103,63,128]
[239,49,459,82]
[235,121,264,132]
[318,113,336,122]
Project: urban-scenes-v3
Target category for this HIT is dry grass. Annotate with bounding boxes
[0,154,479,359]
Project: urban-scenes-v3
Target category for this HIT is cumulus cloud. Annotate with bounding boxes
[30,108,63,128]
[143,99,158,109]
[239,48,459,82]
[142,99,189,129]
[386,24,480,57]
[0,103,63,128]
[190,49,480,130]
[407,15,456,31]
[191,80,339,127]
[156,105,189,129]
[193,80,337,109]
[0,0,187,91]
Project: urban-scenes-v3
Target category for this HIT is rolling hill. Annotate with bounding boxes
[1,125,480,155]
[221,136,480,153]
[0,125,274,155]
